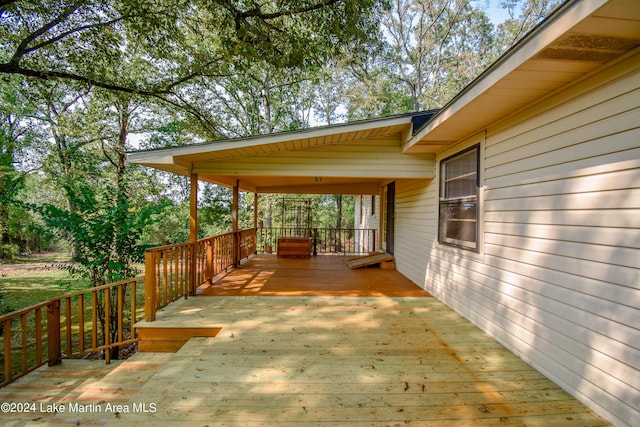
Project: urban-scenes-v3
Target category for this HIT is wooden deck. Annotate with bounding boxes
[197,254,430,297]
[0,255,609,426]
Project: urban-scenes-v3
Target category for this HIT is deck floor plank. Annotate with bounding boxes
[0,256,609,426]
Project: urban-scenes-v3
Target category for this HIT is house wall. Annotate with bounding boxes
[354,195,380,252]
[393,51,640,426]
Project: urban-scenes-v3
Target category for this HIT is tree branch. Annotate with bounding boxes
[22,15,130,57]
[0,64,160,96]
[238,0,343,20]
[10,2,83,66]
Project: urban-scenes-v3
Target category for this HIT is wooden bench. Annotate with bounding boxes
[277,237,311,257]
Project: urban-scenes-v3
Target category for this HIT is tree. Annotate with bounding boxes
[0,77,40,258]
[493,0,562,54]
[1,0,384,138]
[379,0,494,111]
[30,178,166,358]
[312,65,349,125]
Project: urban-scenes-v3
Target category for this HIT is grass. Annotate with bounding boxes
[0,252,147,385]
[0,252,144,312]
[0,252,88,312]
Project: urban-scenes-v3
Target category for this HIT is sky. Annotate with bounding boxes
[476,0,513,26]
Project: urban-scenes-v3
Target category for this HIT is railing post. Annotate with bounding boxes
[233,231,240,267]
[205,239,214,284]
[189,242,197,296]
[46,300,61,366]
[313,228,318,256]
[144,250,157,322]
[372,229,376,252]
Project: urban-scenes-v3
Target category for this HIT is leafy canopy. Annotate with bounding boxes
[0,0,383,97]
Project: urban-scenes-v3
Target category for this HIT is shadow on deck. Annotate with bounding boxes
[0,255,609,426]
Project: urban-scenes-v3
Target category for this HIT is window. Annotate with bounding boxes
[439,145,479,250]
[371,195,376,215]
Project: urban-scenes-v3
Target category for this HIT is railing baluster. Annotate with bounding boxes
[117,284,124,343]
[35,307,42,366]
[174,246,179,300]
[78,294,85,354]
[4,318,12,383]
[131,281,137,336]
[65,297,72,356]
[104,288,111,364]
[162,250,168,307]
[92,291,98,349]
[20,313,27,372]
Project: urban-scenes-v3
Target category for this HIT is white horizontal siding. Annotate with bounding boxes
[354,195,379,253]
[399,53,640,427]
[484,55,640,426]
[394,179,436,286]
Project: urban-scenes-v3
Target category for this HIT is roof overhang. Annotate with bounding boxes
[127,113,436,194]
[404,0,640,153]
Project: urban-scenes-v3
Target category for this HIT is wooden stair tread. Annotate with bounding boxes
[136,326,221,353]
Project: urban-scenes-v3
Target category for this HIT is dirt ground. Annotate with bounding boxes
[0,252,72,276]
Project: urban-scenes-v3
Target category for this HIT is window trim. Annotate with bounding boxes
[438,144,480,251]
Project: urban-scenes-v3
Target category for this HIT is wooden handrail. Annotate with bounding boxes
[0,275,144,387]
[0,229,258,387]
[143,229,257,322]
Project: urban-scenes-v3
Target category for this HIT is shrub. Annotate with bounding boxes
[0,243,19,261]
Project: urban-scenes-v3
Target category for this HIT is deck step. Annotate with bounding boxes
[346,253,394,269]
[136,327,221,352]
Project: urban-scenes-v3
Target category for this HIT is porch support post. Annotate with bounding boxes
[378,187,384,252]
[233,180,239,267]
[189,173,198,295]
[190,173,198,243]
[253,192,259,254]
[253,193,258,229]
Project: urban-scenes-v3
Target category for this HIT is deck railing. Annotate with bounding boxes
[257,227,377,255]
[0,228,258,387]
[0,276,144,387]
[143,229,257,321]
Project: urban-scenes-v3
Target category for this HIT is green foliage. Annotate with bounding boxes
[1,0,385,138]
[140,201,191,246]
[494,0,562,53]
[0,243,19,260]
[27,179,167,287]
[200,184,233,236]
[257,194,355,231]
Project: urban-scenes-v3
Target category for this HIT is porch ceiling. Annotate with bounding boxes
[404,0,640,153]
